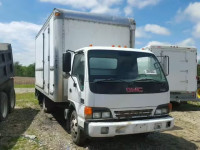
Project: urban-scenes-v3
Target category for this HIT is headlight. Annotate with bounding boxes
[102,112,111,118]
[93,112,101,119]
[155,104,171,115]
[155,109,162,115]
[161,108,168,114]
[84,107,112,119]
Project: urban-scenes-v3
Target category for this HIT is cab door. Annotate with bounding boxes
[68,52,85,115]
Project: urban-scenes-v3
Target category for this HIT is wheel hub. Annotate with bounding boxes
[71,116,78,138]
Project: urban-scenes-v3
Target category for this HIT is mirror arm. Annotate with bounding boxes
[66,49,75,53]
[69,73,77,87]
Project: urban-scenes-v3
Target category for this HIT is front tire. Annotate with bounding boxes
[0,92,9,121]
[70,110,86,146]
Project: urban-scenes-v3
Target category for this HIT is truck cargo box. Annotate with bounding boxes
[0,43,15,122]
[35,8,136,102]
[145,45,197,101]
[0,43,14,86]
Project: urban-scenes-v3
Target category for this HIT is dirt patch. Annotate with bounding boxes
[1,93,200,149]
[14,77,35,85]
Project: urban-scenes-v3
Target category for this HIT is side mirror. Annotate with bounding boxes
[163,56,169,76]
[63,52,71,73]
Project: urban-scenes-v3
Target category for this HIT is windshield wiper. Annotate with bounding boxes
[92,78,128,83]
[131,78,162,83]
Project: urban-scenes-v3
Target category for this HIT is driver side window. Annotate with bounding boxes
[72,53,85,91]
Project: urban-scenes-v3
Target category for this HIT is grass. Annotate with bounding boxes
[188,101,200,106]
[0,92,43,150]
[172,101,200,111]
[16,92,39,109]
[2,137,43,150]
[14,84,35,88]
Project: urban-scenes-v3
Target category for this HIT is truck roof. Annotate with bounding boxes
[36,8,135,38]
[145,44,197,51]
[0,43,11,51]
[76,46,153,54]
[57,8,135,26]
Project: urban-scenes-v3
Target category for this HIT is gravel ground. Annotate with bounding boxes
[1,91,200,150]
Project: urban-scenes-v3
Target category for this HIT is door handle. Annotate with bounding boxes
[69,88,72,93]
[80,98,84,104]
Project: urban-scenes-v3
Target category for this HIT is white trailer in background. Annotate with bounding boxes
[145,45,198,102]
[35,9,174,145]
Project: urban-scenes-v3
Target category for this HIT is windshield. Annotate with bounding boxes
[88,50,168,94]
[88,50,166,82]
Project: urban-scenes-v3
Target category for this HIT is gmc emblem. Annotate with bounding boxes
[126,87,143,93]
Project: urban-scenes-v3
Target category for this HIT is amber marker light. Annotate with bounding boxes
[84,107,93,119]
[55,12,61,16]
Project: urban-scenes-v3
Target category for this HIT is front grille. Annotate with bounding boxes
[114,109,153,119]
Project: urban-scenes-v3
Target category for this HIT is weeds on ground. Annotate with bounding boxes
[14,84,35,88]
[0,92,44,150]
[16,93,39,109]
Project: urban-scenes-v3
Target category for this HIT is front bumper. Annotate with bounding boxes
[85,116,174,137]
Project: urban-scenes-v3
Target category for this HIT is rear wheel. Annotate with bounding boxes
[42,97,54,113]
[0,92,9,121]
[8,88,16,113]
[70,110,86,146]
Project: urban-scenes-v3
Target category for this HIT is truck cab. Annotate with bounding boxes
[63,46,174,144]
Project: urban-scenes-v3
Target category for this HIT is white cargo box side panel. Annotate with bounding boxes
[185,50,197,91]
[43,26,50,94]
[64,19,130,51]
[152,48,197,92]
[49,17,54,95]
[35,33,44,88]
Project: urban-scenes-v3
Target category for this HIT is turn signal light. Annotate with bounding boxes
[84,107,92,115]
[84,106,92,119]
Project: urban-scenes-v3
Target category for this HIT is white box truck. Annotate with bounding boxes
[144,45,198,102]
[0,43,16,121]
[35,9,174,145]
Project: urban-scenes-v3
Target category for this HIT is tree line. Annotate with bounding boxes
[13,60,200,77]
[14,62,35,77]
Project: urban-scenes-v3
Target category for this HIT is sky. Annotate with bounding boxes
[0,0,200,65]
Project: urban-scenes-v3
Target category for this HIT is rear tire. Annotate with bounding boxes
[70,110,86,146]
[42,97,54,113]
[8,88,16,113]
[0,92,9,121]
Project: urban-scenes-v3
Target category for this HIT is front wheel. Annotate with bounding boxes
[70,110,86,146]
[0,92,9,121]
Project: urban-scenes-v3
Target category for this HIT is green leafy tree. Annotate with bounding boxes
[14,62,35,77]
